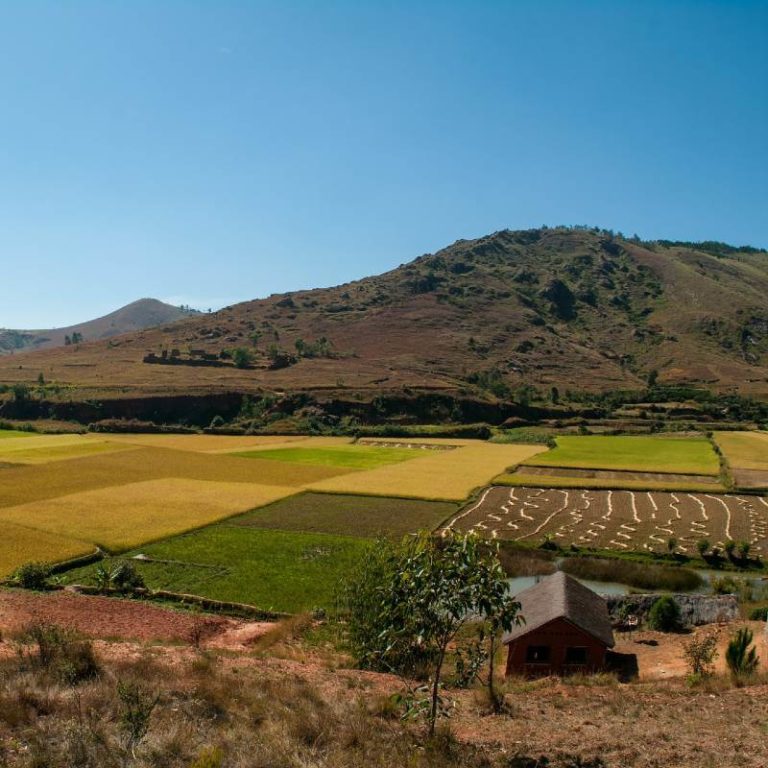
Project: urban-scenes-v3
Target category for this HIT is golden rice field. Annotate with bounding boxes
[0,434,132,465]
[0,522,93,575]
[0,478,297,552]
[306,442,546,501]
[0,432,538,573]
[714,431,768,471]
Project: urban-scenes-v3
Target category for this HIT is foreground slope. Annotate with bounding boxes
[0,229,766,401]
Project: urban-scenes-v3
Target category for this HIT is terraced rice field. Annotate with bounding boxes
[0,478,296,552]
[0,434,525,575]
[524,435,720,476]
[448,486,768,555]
[306,442,545,501]
[0,434,132,464]
[0,522,92,575]
[714,431,768,489]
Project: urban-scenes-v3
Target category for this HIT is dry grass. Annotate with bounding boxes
[0,522,92,575]
[715,431,768,470]
[306,442,545,501]
[0,478,298,552]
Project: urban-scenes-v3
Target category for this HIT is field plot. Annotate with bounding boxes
[237,444,425,469]
[0,521,92,575]
[714,431,768,489]
[233,492,457,538]
[306,442,545,501]
[0,478,296,553]
[101,433,335,453]
[448,486,768,555]
[64,527,369,613]
[524,435,720,476]
[0,434,132,465]
[0,430,35,439]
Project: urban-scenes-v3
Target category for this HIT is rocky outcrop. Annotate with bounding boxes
[605,593,739,627]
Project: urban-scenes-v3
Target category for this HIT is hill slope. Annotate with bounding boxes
[0,229,766,404]
[0,299,197,354]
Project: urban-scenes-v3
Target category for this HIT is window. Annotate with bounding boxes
[565,647,588,665]
[525,645,551,663]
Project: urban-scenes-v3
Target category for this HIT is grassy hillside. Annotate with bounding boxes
[1,228,767,408]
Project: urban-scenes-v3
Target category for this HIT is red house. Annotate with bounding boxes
[503,571,615,677]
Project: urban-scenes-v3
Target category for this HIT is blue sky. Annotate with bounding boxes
[1,1,766,328]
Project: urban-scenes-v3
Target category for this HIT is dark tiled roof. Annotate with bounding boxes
[502,571,615,648]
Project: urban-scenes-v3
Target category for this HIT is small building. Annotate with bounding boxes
[503,571,615,677]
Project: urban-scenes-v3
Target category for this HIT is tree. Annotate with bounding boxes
[231,347,253,369]
[683,632,718,678]
[647,369,659,387]
[550,386,560,405]
[737,541,751,561]
[726,627,759,678]
[342,532,522,736]
[647,596,681,632]
[724,540,736,559]
[667,537,678,555]
[696,539,710,558]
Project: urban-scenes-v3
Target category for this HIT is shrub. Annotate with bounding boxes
[683,632,718,677]
[738,541,751,560]
[560,558,701,592]
[696,539,710,557]
[11,562,51,590]
[117,680,159,754]
[18,623,99,685]
[647,596,681,632]
[725,627,759,678]
[110,561,145,591]
[749,606,768,621]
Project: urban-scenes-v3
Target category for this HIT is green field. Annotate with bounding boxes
[0,429,35,439]
[64,527,370,613]
[235,445,423,469]
[525,435,720,475]
[233,492,457,538]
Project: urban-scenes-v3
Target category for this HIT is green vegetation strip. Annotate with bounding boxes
[525,435,720,475]
[234,445,423,469]
[231,492,458,539]
[63,527,370,614]
[0,430,35,439]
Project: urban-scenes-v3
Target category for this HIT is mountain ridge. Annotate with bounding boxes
[0,299,198,354]
[0,228,766,404]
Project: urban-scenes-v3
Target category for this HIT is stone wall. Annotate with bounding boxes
[605,593,739,627]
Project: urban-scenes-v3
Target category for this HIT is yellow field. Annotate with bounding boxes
[100,433,323,453]
[0,440,132,465]
[0,521,93,576]
[714,431,768,470]
[0,478,297,553]
[306,442,546,501]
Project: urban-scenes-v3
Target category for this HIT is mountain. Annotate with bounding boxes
[0,229,767,413]
[0,299,198,354]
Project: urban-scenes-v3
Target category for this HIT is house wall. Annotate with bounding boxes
[505,617,609,677]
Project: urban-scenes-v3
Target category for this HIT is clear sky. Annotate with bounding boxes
[1,1,766,328]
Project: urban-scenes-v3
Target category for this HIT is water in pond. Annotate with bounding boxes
[508,575,631,596]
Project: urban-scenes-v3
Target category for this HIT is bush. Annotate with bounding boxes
[726,627,759,678]
[683,632,718,677]
[748,606,768,621]
[11,562,51,590]
[18,623,100,685]
[110,561,145,591]
[647,596,681,632]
